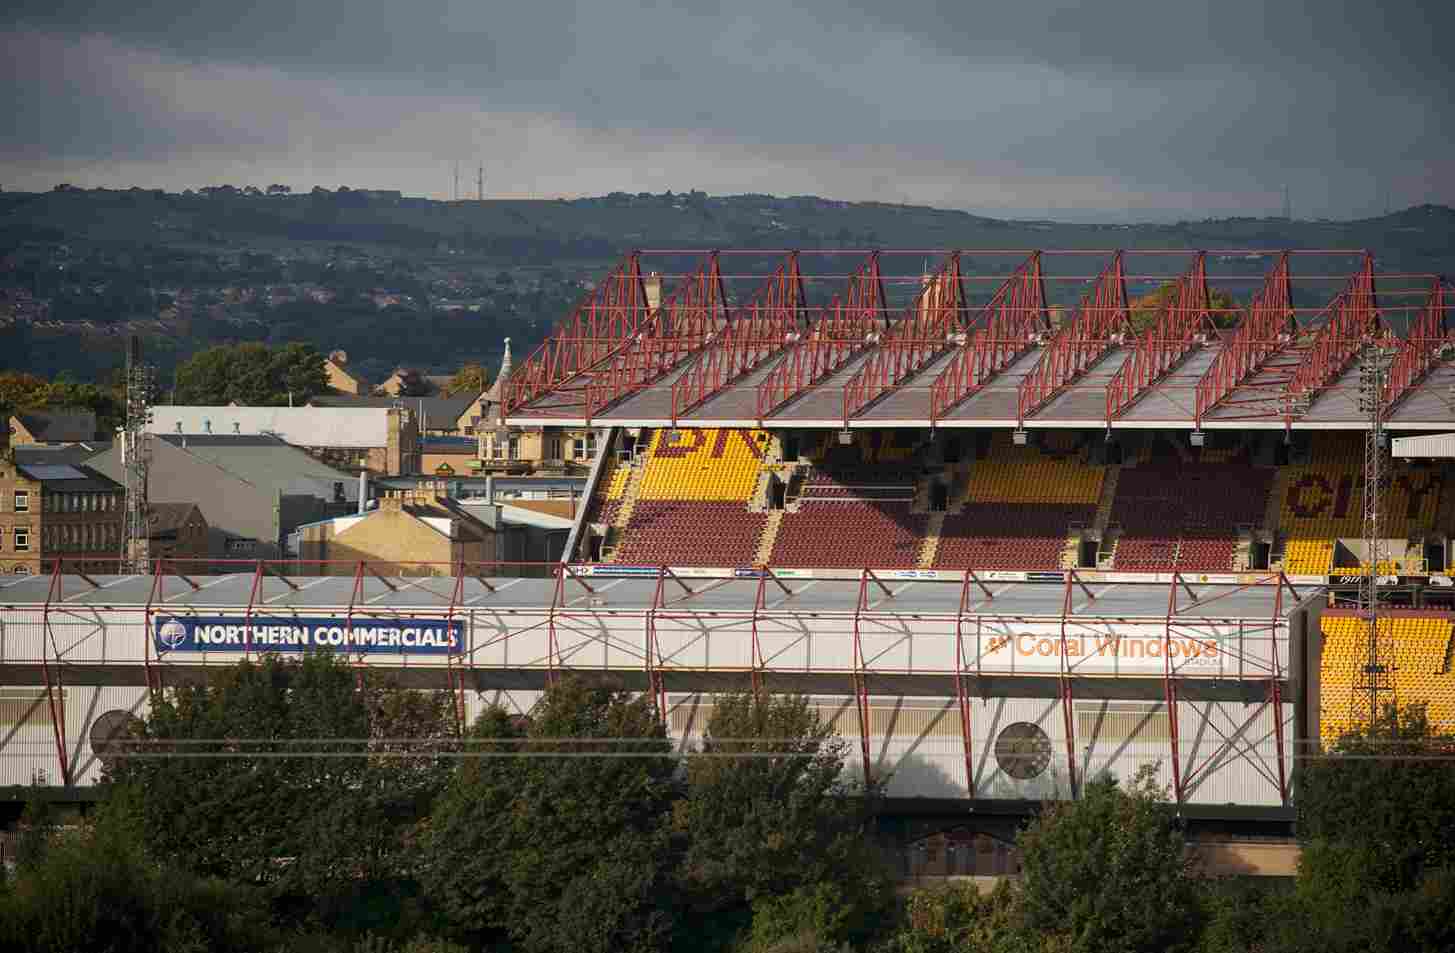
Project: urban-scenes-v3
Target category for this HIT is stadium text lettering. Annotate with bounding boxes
[988,633,1218,661]
[154,615,462,655]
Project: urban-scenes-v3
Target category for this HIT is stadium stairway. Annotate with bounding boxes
[754,509,785,566]
[918,512,946,569]
[1092,465,1121,536]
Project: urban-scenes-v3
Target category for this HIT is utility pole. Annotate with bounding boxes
[120,335,154,574]
[453,161,460,203]
[477,164,484,202]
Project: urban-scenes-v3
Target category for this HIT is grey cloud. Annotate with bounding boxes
[0,1,1450,219]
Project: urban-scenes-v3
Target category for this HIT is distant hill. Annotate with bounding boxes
[1,187,1450,267]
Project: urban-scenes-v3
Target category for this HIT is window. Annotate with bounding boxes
[14,490,28,512]
[571,435,596,460]
[13,529,29,552]
[13,566,30,575]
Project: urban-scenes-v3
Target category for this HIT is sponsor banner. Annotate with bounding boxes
[1025,571,1065,583]
[980,570,1027,582]
[890,569,941,581]
[975,621,1235,674]
[575,565,661,578]
[155,615,463,655]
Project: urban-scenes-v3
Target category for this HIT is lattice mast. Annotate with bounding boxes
[120,335,154,574]
[1352,333,1397,731]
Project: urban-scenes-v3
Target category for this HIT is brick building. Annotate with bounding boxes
[8,410,97,446]
[0,453,124,575]
[294,482,498,574]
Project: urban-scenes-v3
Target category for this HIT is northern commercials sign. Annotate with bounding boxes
[154,615,463,655]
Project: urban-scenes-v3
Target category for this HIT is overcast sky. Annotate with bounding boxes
[1,1,1450,221]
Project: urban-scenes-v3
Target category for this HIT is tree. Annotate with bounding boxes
[1015,765,1199,953]
[444,362,489,397]
[1298,703,1455,893]
[105,652,455,906]
[1128,281,1239,333]
[422,678,678,953]
[0,371,52,418]
[173,341,330,405]
[672,691,890,947]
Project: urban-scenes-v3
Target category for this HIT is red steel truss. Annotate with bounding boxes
[1383,279,1449,414]
[11,557,1300,796]
[506,254,648,412]
[929,253,1048,425]
[1193,253,1294,426]
[1017,253,1130,424]
[1105,253,1216,424]
[1285,254,1379,416]
[583,254,731,418]
[755,252,883,420]
[842,253,967,422]
[670,253,805,420]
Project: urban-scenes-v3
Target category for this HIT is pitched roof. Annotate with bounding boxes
[151,434,358,499]
[12,410,96,442]
[148,502,203,536]
[14,462,122,492]
[309,393,479,426]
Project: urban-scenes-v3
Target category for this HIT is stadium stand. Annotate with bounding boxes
[770,437,927,568]
[933,433,1102,571]
[1109,449,1273,572]
[1278,436,1444,575]
[610,428,773,566]
[1319,612,1455,742]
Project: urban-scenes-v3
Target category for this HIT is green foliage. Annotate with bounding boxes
[880,882,1027,953]
[173,341,330,405]
[444,362,489,397]
[422,677,677,953]
[673,691,891,942]
[1297,703,1455,893]
[1016,765,1199,953]
[1127,281,1239,332]
[744,882,861,952]
[104,652,454,911]
[0,807,273,953]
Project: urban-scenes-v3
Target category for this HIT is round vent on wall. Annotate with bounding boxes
[994,722,1052,780]
[90,710,141,766]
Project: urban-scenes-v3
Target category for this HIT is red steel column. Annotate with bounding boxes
[1164,573,1185,804]
[955,570,975,797]
[40,560,72,786]
[852,569,874,785]
[1058,572,1077,799]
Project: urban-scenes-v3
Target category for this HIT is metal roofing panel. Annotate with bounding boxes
[1393,432,1455,458]
[17,464,89,480]
[149,407,391,448]
[0,572,1309,623]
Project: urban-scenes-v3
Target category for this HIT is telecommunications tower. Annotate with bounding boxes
[1351,320,1398,731]
[120,335,154,574]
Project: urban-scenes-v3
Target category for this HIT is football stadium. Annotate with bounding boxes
[1,247,1452,829]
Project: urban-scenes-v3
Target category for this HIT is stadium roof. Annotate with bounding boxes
[0,568,1313,622]
[503,249,1453,431]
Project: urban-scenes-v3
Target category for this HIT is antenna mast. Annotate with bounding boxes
[1352,316,1398,731]
[121,334,154,574]
[477,163,484,202]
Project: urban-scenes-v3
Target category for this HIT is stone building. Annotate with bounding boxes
[8,410,97,446]
[294,482,498,574]
[323,350,368,395]
[0,453,124,575]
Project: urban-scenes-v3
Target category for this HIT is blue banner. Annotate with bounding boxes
[154,615,463,655]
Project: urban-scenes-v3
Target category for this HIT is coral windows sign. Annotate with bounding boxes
[154,615,462,655]
[977,622,1232,675]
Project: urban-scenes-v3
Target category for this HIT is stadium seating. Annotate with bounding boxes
[1279,435,1444,576]
[1319,613,1455,742]
[614,501,768,567]
[603,428,773,566]
[639,428,769,501]
[1109,460,1273,572]
[771,500,928,568]
[936,504,1089,570]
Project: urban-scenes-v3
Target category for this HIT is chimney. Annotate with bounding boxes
[357,468,367,515]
